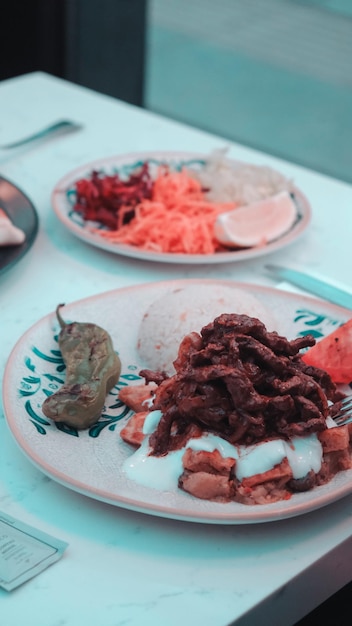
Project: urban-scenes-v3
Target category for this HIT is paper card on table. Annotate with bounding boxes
[0,511,68,591]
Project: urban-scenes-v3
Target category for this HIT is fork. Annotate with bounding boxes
[331,396,352,426]
[0,119,82,150]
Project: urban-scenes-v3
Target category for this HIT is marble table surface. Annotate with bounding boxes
[0,72,351,626]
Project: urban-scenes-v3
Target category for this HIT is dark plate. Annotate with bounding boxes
[0,176,39,275]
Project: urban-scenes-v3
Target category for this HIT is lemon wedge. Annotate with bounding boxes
[214,191,297,248]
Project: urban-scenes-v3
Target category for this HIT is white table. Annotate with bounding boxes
[0,72,351,626]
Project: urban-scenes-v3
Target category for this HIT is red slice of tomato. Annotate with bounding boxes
[302,318,352,384]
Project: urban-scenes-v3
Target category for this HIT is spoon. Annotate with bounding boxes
[0,119,82,150]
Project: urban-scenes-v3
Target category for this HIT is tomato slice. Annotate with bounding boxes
[302,318,352,384]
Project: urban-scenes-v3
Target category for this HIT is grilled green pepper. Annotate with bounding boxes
[42,304,121,429]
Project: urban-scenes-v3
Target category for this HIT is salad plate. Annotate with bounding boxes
[51,151,311,265]
[0,176,39,275]
[3,278,352,524]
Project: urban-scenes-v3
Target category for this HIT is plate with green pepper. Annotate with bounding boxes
[2,279,352,524]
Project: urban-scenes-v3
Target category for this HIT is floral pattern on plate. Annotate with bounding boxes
[3,279,351,524]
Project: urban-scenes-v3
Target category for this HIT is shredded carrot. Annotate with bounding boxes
[95,168,236,254]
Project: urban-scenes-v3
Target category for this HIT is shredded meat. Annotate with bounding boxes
[140,313,343,456]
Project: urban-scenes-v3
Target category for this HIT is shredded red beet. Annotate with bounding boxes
[73,163,153,229]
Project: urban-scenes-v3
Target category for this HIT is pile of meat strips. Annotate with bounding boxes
[142,314,343,458]
[118,313,352,505]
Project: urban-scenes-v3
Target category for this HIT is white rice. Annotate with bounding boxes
[191,148,295,206]
[137,284,277,374]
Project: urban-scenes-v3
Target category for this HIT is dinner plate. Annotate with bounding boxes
[51,151,311,264]
[0,176,39,275]
[3,279,351,524]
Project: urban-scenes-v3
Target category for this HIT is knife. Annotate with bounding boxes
[265,264,352,310]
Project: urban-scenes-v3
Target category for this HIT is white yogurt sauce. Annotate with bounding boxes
[122,410,324,491]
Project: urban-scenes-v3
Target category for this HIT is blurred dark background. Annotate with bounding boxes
[2,0,352,184]
[0,0,146,106]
